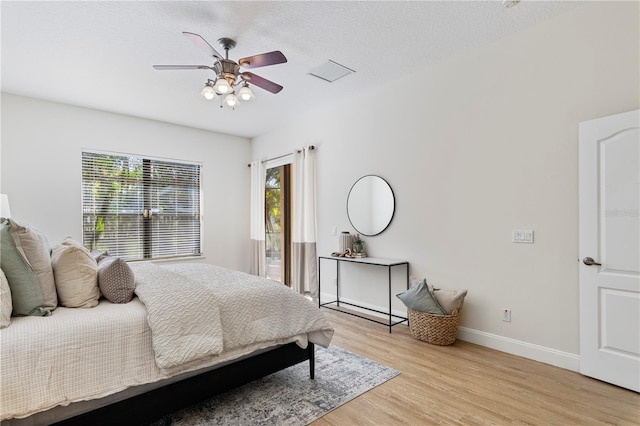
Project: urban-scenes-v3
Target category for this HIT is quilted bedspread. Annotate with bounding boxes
[131,262,333,370]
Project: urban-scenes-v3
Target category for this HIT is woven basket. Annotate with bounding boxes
[408,308,460,345]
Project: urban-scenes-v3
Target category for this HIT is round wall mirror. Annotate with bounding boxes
[347,175,395,236]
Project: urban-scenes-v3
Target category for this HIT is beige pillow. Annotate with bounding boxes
[51,237,100,308]
[0,269,12,328]
[8,218,57,313]
[433,288,468,314]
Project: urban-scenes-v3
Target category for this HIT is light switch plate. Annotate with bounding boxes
[512,229,534,243]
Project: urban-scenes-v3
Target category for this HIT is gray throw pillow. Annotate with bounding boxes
[0,219,50,316]
[8,218,57,312]
[1,268,13,327]
[396,278,446,314]
[97,256,135,303]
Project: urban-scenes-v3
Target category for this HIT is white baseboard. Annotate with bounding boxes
[456,327,580,372]
[320,292,580,372]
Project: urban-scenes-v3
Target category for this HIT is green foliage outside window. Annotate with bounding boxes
[265,167,281,256]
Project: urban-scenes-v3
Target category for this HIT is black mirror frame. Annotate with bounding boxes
[346,175,395,237]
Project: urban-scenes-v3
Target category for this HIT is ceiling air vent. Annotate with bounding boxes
[309,60,355,83]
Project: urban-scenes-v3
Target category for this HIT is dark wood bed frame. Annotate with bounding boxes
[7,342,314,426]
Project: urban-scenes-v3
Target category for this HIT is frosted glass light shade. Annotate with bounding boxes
[214,78,231,94]
[238,85,254,101]
[224,93,238,107]
[200,84,217,100]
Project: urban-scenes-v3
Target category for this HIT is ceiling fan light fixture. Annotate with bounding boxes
[154,33,288,110]
[238,84,255,101]
[224,93,238,108]
[214,77,232,94]
[200,81,217,100]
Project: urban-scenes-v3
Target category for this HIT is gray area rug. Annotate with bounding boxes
[150,345,399,425]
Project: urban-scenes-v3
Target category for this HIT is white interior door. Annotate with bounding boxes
[579,109,640,392]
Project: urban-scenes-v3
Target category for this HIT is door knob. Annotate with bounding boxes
[583,257,602,266]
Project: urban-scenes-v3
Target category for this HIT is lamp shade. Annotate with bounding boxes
[224,93,238,108]
[214,78,231,94]
[200,84,217,100]
[238,85,255,101]
[1,194,11,218]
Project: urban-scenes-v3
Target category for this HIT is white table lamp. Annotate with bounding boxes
[1,194,12,218]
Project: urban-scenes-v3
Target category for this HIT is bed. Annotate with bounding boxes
[0,261,333,425]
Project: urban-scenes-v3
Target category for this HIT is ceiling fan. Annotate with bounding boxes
[153,32,287,108]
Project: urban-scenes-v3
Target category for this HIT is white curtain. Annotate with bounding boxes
[249,160,266,277]
[292,147,318,296]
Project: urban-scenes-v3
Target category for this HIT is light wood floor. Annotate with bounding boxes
[312,309,640,425]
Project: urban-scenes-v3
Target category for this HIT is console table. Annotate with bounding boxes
[318,256,409,333]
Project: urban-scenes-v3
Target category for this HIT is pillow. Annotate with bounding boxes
[396,278,446,314]
[433,288,468,314]
[97,255,135,303]
[91,249,108,263]
[51,237,100,308]
[0,269,12,328]
[0,219,50,316]
[8,218,57,312]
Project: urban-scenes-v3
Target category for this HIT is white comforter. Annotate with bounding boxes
[131,262,333,370]
[0,262,333,420]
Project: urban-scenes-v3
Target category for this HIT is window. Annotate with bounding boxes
[82,151,202,261]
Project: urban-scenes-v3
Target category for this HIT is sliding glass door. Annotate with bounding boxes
[265,165,291,285]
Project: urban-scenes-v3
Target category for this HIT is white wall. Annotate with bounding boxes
[0,94,252,272]
[251,2,640,370]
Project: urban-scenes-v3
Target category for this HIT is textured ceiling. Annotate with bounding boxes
[1,1,583,138]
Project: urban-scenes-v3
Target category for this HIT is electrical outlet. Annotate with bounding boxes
[332,278,337,286]
[502,308,511,322]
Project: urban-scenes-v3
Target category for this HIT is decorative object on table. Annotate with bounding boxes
[351,233,367,258]
[331,248,356,258]
[338,231,353,253]
[396,278,467,345]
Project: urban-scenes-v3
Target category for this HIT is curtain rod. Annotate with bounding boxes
[247,145,315,167]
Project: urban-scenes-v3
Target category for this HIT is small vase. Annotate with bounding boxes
[352,242,363,254]
[339,232,353,253]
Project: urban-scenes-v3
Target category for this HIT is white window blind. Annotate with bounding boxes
[82,151,202,261]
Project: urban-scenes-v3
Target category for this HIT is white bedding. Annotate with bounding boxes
[0,263,333,420]
[130,262,225,369]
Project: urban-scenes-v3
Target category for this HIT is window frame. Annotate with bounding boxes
[81,149,203,261]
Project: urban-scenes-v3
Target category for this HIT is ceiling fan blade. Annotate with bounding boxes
[153,65,214,70]
[182,32,223,60]
[238,51,287,69]
[241,72,283,94]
